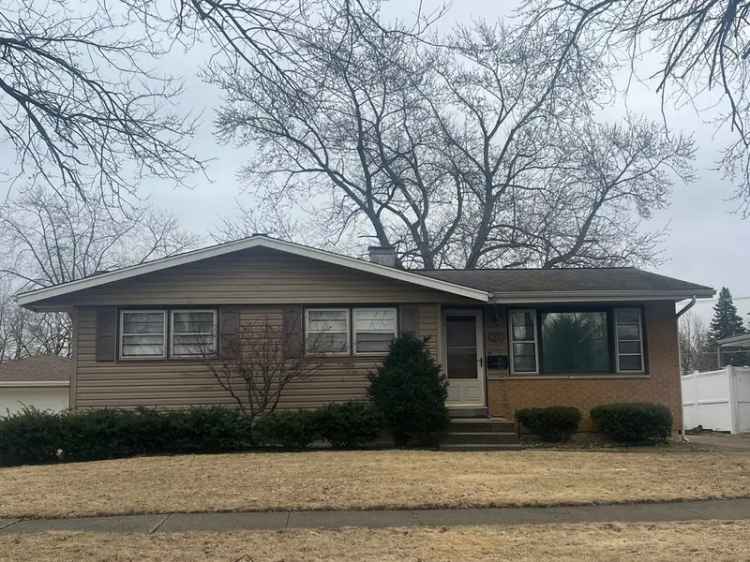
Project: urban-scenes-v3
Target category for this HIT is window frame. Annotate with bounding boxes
[614,307,645,374]
[509,308,540,375]
[304,307,351,355]
[352,306,398,355]
[119,309,168,361]
[169,309,218,359]
[507,305,648,376]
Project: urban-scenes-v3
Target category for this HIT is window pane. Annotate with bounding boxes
[541,312,609,372]
[447,350,478,379]
[308,309,348,334]
[446,317,477,347]
[354,309,396,331]
[121,312,164,358]
[173,311,214,334]
[355,332,394,353]
[617,324,640,340]
[123,312,164,334]
[122,335,163,357]
[511,311,535,341]
[619,355,643,371]
[618,341,641,354]
[173,334,215,356]
[306,332,348,353]
[512,342,537,372]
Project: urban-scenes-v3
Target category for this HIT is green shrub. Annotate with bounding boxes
[316,401,383,448]
[0,407,65,466]
[253,410,319,449]
[590,402,673,444]
[368,334,449,446]
[0,406,253,466]
[515,406,582,442]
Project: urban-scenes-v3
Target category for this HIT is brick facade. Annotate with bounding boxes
[483,301,681,431]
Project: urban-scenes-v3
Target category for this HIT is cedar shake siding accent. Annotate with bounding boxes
[42,247,474,307]
[483,301,682,430]
[74,304,441,410]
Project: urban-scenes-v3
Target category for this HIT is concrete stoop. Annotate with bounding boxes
[441,415,520,451]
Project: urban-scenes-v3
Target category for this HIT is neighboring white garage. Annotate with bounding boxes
[0,356,71,415]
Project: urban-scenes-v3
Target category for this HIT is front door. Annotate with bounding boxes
[443,309,485,407]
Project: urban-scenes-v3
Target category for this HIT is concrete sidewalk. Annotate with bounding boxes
[1,498,750,534]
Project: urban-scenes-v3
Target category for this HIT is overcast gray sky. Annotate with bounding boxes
[4,0,750,323]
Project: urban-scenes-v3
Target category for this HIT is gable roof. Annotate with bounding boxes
[16,236,490,308]
[417,268,714,303]
[0,356,72,386]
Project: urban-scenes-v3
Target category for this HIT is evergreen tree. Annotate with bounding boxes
[707,287,747,366]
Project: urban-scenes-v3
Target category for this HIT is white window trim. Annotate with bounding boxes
[119,310,167,360]
[352,307,398,355]
[615,308,645,373]
[305,308,351,355]
[509,309,539,375]
[170,309,218,359]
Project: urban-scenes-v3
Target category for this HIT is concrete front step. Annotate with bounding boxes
[448,419,516,433]
[448,407,489,419]
[440,443,523,451]
[442,431,520,445]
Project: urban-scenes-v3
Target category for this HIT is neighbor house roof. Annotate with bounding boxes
[0,356,72,387]
[417,267,714,303]
[717,333,750,348]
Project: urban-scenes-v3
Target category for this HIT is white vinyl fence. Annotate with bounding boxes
[682,366,750,434]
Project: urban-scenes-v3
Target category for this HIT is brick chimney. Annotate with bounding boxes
[368,246,396,267]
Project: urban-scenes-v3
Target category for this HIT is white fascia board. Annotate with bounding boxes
[16,237,490,307]
[490,289,715,303]
[0,381,70,388]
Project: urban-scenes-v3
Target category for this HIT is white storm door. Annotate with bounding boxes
[443,309,485,407]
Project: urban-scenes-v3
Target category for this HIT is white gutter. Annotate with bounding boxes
[675,296,697,442]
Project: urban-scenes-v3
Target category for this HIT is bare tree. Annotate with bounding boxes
[523,0,750,215]
[212,1,694,268]
[202,313,319,423]
[679,311,714,373]
[0,0,206,204]
[0,186,199,359]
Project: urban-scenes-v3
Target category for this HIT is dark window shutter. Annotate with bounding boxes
[95,307,117,362]
[283,305,303,358]
[220,307,241,360]
[399,305,418,336]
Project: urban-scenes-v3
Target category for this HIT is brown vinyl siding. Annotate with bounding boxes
[74,304,441,410]
[44,247,471,307]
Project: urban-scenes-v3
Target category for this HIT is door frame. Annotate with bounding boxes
[441,307,486,407]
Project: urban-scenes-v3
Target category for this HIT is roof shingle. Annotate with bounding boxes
[415,267,713,297]
[0,356,72,383]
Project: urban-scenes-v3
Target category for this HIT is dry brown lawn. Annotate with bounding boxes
[1,449,750,519]
[0,521,748,561]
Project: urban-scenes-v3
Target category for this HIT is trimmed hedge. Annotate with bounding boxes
[0,400,390,466]
[253,410,320,449]
[368,334,449,446]
[0,406,253,466]
[315,401,384,449]
[515,406,582,442]
[590,402,673,443]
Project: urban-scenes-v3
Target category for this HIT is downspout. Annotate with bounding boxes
[676,297,697,442]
